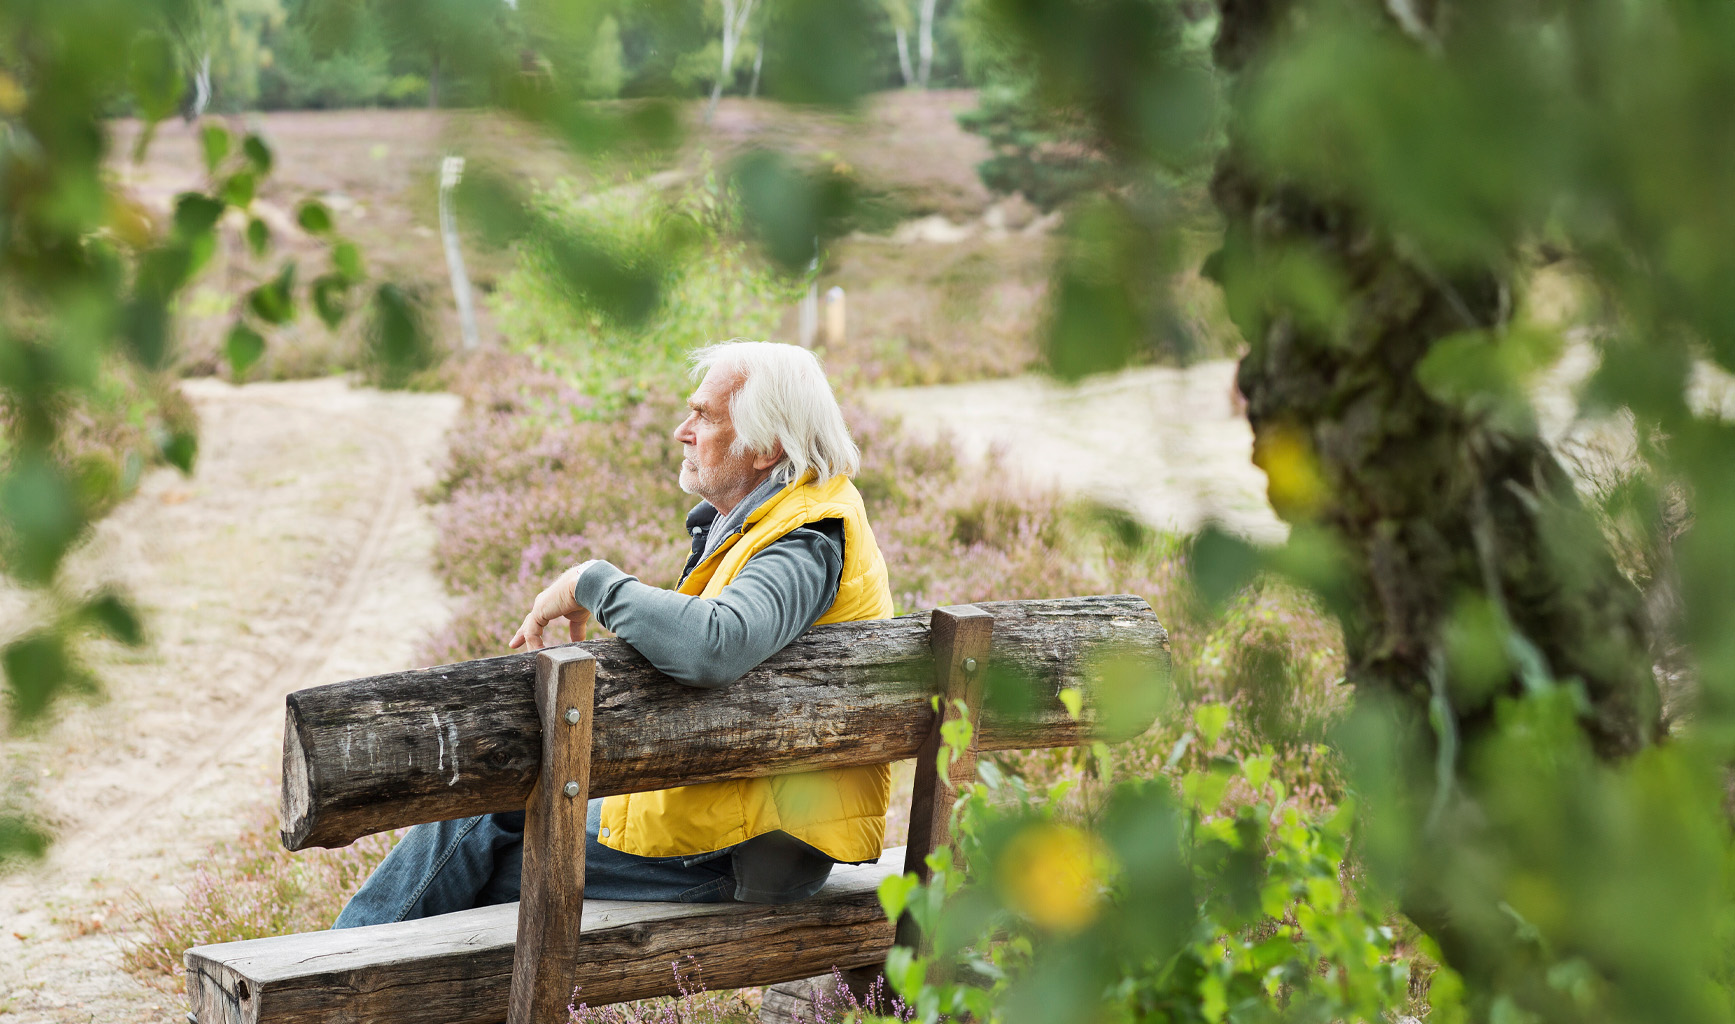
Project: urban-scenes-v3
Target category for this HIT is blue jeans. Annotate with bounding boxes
[333,799,734,928]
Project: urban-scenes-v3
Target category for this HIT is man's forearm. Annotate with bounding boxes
[574,526,842,688]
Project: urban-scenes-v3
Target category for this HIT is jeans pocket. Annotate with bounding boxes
[678,875,734,903]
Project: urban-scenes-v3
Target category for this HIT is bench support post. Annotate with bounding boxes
[508,647,596,1024]
[762,605,996,1022]
[898,604,993,952]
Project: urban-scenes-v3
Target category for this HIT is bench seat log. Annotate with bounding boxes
[185,854,904,1024]
[283,595,1170,851]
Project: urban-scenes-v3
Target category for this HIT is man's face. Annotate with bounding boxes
[674,366,765,506]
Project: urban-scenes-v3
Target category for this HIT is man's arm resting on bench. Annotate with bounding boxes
[575,520,844,689]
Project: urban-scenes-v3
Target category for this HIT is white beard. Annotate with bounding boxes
[679,450,756,503]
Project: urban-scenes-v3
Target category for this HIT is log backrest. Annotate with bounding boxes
[279,594,1170,853]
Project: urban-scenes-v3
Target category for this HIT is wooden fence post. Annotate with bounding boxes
[508,647,596,1024]
[898,604,992,950]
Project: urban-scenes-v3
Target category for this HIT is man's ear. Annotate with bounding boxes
[751,442,785,472]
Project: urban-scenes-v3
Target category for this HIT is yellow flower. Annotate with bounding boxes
[997,822,1110,932]
[0,72,25,116]
[1253,423,1328,519]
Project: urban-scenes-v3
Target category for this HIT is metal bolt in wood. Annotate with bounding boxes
[564,707,581,725]
[562,781,580,798]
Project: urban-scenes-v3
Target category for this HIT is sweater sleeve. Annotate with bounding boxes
[573,521,845,689]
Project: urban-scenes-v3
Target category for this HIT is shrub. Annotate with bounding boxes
[878,702,1424,1024]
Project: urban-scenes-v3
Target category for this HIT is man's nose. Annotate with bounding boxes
[673,413,695,443]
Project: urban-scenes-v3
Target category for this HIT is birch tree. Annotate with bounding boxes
[705,0,757,120]
[885,0,938,89]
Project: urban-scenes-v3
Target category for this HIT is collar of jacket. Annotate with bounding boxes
[679,471,798,584]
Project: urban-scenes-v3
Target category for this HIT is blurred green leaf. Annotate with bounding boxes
[460,170,662,324]
[1245,16,1559,267]
[311,274,349,330]
[242,135,274,176]
[79,592,144,647]
[1195,702,1230,747]
[246,217,270,258]
[1416,327,1561,432]
[200,123,231,176]
[762,0,877,107]
[1091,655,1171,742]
[128,31,183,125]
[1189,524,1262,610]
[3,630,84,724]
[297,200,334,235]
[880,871,919,921]
[173,193,224,239]
[333,241,365,283]
[1443,593,1511,711]
[1045,195,1181,379]
[223,171,257,209]
[1583,338,1692,423]
[1265,524,1353,616]
[247,263,296,325]
[224,323,266,379]
[0,814,49,865]
[121,296,170,370]
[0,455,82,586]
[731,149,855,271]
[366,283,436,388]
[160,429,198,474]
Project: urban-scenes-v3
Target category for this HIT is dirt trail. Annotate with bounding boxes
[0,378,459,1023]
[866,345,1735,550]
[867,361,1287,543]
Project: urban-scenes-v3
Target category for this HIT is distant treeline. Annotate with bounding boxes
[154,0,984,114]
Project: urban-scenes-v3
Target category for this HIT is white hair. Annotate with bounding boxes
[691,340,860,486]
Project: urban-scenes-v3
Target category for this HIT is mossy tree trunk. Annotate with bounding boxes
[1208,0,1664,985]
[1209,0,1659,761]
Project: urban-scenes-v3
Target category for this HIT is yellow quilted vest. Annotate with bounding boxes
[596,472,895,861]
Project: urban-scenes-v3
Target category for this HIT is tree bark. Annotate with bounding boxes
[1208,0,1657,759]
[1207,0,1661,984]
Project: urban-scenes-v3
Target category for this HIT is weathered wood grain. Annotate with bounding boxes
[284,595,1168,850]
[898,605,991,954]
[185,855,904,1024]
[509,648,595,1024]
[282,595,1170,851]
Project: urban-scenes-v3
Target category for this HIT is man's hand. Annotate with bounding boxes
[509,561,597,651]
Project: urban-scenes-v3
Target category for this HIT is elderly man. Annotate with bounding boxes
[334,341,892,927]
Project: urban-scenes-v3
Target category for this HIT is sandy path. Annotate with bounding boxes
[0,378,459,1023]
[867,361,1287,543]
[865,346,1735,549]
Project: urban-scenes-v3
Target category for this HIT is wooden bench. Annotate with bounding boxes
[185,595,1170,1024]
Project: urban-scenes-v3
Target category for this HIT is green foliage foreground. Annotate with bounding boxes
[14,0,1735,1022]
